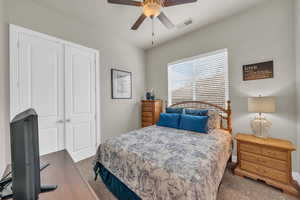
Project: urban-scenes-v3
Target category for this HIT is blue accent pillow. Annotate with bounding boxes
[179,114,209,133]
[166,107,184,114]
[185,109,208,116]
[157,113,181,129]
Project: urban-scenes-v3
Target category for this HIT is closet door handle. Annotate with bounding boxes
[57,120,64,123]
[65,119,71,123]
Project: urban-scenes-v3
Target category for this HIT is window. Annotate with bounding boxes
[168,49,229,107]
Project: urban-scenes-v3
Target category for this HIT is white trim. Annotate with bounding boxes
[168,48,228,66]
[95,51,101,147]
[9,24,97,53]
[292,172,300,185]
[167,66,172,106]
[9,24,101,161]
[70,147,97,163]
[232,155,237,163]
[9,25,19,120]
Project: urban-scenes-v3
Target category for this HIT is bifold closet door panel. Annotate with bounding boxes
[65,45,97,162]
[17,33,65,155]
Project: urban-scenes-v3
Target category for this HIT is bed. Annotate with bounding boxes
[94,101,233,200]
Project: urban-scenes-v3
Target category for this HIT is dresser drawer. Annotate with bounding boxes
[142,106,153,112]
[261,147,288,161]
[142,101,154,106]
[142,117,153,123]
[240,151,287,171]
[142,122,153,127]
[240,142,262,155]
[142,112,153,117]
[241,160,288,183]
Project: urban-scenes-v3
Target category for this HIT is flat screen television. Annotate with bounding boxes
[2,109,57,200]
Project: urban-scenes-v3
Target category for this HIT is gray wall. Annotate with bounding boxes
[295,0,300,174]
[0,0,9,175]
[146,0,298,171]
[3,0,146,162]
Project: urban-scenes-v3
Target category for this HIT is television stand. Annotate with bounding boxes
[1,150,98,200]
[0,163,57,200]
[1,185,58,200]
[40,185,58,193]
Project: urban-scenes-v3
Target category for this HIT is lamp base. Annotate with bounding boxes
[250,116,272,138]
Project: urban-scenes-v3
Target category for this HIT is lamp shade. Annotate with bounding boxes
[248,96,276,113]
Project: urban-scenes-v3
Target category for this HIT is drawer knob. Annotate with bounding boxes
[255,166,266,174]
[265,150,276,155]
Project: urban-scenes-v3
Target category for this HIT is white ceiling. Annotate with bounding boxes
[32,0,268,49]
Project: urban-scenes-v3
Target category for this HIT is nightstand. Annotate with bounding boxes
[234,133,299,197]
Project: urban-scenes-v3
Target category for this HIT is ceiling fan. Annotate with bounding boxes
[107,0,197,30]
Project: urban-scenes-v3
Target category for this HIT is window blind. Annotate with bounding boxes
[168,49,229,107]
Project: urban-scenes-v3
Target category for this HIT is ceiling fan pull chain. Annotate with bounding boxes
[152,17,155,45]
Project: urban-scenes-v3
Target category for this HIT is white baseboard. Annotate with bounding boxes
[231,155,300,185]
[232,155,237,163]
[292,172,300,185]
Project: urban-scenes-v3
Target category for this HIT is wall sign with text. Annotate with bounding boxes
[243,61,274,81]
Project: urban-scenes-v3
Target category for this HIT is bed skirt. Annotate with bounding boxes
[94,162,141,200]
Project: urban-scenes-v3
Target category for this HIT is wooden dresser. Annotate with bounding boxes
[141,100,162,128]
[234,133,299,196]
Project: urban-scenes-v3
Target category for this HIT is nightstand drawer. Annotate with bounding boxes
[235,133,298,196]
[240,142,262,155]
[241,160,288,183]
[261,147,288,161]
[240,151,287,171]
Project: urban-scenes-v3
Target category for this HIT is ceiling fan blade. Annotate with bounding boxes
[107,0,142,6]
[158,12,175,29]
[131,14,147,30]
[164,0,197,7]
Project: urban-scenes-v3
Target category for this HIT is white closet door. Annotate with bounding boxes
[65,45,97,162]
[17,33,65,155]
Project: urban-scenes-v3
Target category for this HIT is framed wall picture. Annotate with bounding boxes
[111,68,132,99]
[243,61,274,81]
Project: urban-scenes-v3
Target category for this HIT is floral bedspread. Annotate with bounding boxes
[94,125,232,200]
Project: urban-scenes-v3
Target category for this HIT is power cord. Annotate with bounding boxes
[0,171,11,183]
[1,163,50,199]
[0,171,12,199]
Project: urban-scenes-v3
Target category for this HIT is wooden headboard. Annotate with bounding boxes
[169,100,232,134]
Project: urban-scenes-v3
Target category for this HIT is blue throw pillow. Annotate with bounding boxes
[166,107,184,114]
[179,114,209,133]
[185,109,208,116]
[157,113,181,129]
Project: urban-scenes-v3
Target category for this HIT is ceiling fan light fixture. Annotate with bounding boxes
[143,0,162,17]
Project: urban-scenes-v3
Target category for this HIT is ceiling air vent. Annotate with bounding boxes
[177,18,193,29]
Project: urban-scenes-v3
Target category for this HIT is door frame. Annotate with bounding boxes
[9,24,102,150]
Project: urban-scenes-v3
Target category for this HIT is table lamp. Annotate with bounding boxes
[248,96,276,138]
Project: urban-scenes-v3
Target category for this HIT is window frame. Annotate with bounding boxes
[167,48,229,106]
